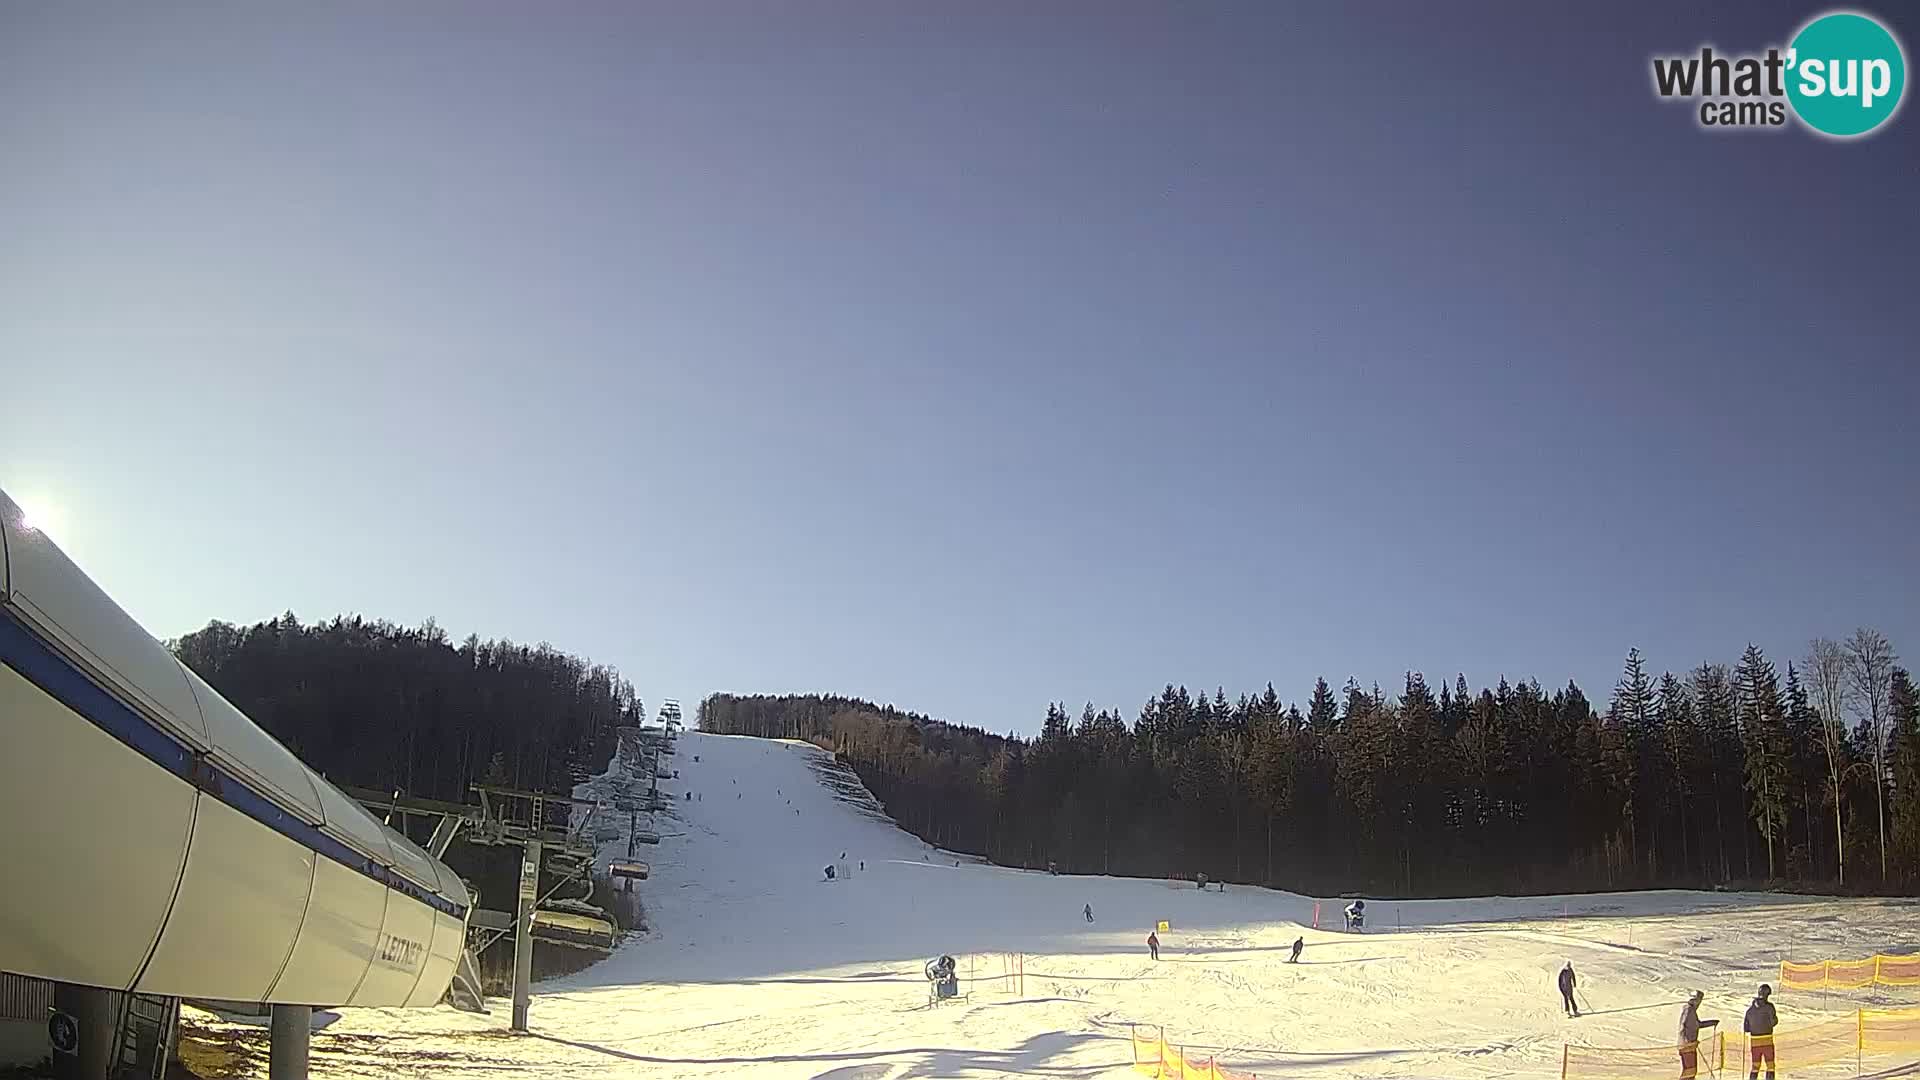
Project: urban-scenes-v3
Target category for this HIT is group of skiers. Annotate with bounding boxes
[1557,961,1778,1080]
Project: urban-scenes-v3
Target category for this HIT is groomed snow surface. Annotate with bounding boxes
[186,731,1920,1078]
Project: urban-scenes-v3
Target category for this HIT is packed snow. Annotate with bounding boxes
[183,731,1920,1079]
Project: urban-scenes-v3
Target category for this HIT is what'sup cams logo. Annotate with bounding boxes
[1651,10,1906,138]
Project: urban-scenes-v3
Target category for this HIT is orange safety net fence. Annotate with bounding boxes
[1861,1007,1920,1054]
[1133,1026,1164,1076]
[1781,961,1830,991]
[1130,1025,1261,1080]
[1827,958,1878,989]
[1562,1033,1723,1079]
[1879,955,1920,987]
[1759,1013,1860,1071]
[1779,953,1920,990]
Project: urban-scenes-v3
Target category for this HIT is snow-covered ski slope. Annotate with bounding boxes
[192,730,1920,1079]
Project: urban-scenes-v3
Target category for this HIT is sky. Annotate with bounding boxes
[3,2,1916,736]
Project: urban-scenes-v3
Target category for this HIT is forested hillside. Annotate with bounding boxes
[171,613,642,805]
[701,631,1920,898]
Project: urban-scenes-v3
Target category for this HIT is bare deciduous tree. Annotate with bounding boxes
[1846,627,1898,881]
[1806,638,1853,884]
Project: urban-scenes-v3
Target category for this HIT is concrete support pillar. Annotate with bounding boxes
[269,1005,311,1080]
[512,837,542,1032]
[51,983,116,1080]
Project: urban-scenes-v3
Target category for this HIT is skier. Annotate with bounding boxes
[1147,931,1160,961]
[1084,903,1094,924]
[1344,900,1366,933]
[1558,961,1579,1017]
[1677,991,1719,1080]
[860,860,865,871]
[823,864,835,881]
[1288,937,1304,963]
[1196,872,1209,890]
[1743,984,1777,1080]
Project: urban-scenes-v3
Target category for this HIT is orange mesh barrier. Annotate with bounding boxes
[1877,954,1920,987]
[1563,1032,1722,1079]
[1861,1008,1920,1055]
[1826,958,1877,989]
[1132,1026,1163,1077]
[1767,1013,1859,1069]
[1779,960,1829,990]
[1132,1025,1260,1078]
[1782,953,1920,988]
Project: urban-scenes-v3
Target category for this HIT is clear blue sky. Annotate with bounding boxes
[3,3,1915,734]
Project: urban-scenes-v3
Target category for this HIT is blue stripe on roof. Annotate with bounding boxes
[0,611,465,919]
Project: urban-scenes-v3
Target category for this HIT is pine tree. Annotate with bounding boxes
[1734,644,1789,878]
[1783,663,1825,877]
[1692,664,1737,882]
[1307,678,1338,734]
[1612,648,1658,874]
[1887,668,1920,885]
[1655,672,1697,878]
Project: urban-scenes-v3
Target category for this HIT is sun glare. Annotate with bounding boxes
[15,497,58,538]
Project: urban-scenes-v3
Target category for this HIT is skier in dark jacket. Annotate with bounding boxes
[1084,903,1094,924]
[1678,991,1719,1079]
[1288,937,1304,963]
[1558,961,1579,1017]
[1743,985,1777,1080]
[1147,931,1160,961]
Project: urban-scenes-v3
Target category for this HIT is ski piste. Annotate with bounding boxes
[178,730,1920,1080]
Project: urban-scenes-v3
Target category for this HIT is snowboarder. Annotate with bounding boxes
[1677,991,1719,1079]
[1288,937,1304,963]
[1084,903,1094,924]
[1558,961,1579,1017]
[1743,984,1777,1080]
[1147,931,1160,961]
[1344,900,1366,932]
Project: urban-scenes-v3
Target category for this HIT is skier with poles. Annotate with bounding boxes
[1558,961,1579,1017]
[1677,991,1719,1080]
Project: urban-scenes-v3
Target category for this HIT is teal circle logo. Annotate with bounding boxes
[1786,12,1906,137]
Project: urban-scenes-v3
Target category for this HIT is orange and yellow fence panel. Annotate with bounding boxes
[1762,1012,1859,1070]
[1129,1025,1261,1079]
[1861,1007,1920,1054]
[1878,955,1920,987]
[1780,953,1920,990]
[1827,958,1878,989]
[1561,1032,1722,1079]
[1132,1025,1164,1076]
[1781,960,1830,991]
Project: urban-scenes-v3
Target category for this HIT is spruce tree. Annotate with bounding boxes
[1734,644,1789,878]
[1307,677,1338,734]
[1887,669,1920,885]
